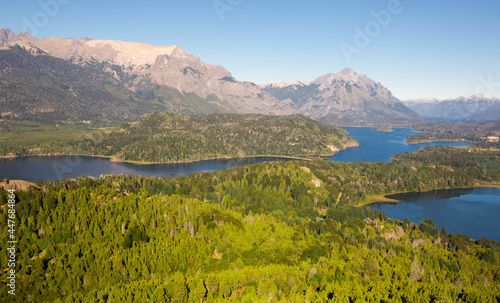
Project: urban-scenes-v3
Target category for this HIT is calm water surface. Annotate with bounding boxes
[329,127,470,162]
[1,129,495,240]
[0,127,471,181]
[0,156,292,182]
[370,188,500,242]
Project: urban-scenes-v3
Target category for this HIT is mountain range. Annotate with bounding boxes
[404,95,500,121]
[260,68,420,124]
[0,28,420,124]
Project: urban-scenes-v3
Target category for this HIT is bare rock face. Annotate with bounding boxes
[0,29,19,47]
[261,68,420,124]
[2,29,421,120]
[1,29,294,115]
[148,48,291,114]
[3,32,178,67]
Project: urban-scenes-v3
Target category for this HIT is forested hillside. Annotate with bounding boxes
[0,46,162,122]
[406,119,500,144]
[0,112,358,163]
[1,147,499,302]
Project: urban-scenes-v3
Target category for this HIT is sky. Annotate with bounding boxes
[1,0,500,100]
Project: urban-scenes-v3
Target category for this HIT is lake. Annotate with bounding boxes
[0,156,293,182]
[369,187,500,242]
[329,127,470,162]
[0,127,471,181]
[1,128,495,241]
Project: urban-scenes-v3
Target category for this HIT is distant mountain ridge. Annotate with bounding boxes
[1,28,420,125]
[0,28,294,120]
[404,95,500,121]
[260,68,420,124]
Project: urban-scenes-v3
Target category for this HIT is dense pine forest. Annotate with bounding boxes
[406,119,500,144]
[0,112,357,163]
[1,146,499,302]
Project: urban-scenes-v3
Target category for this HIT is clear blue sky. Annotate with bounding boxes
[1,0,500,100]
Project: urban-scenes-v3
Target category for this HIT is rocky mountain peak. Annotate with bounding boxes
[468,94,499,101]
[334,68,371,85]
[310,69,371,89]
[338,67,356,77]
[261,68,420,123]
[0,29,295,116]
[0,28,17,47]
[169,45,184,54]
[258,80,306,90]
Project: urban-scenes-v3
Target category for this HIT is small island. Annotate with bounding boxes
[373,125,394,132]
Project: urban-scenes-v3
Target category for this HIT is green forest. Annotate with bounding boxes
[1,146,499,302]
[0,112,357,163]
[406,119,500,144]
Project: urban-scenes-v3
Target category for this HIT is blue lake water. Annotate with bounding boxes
[0,156,292,182]
[329,127,470,162]
[369,188,500,242]
[0,127,471,181]
[0,128,496,241]
[422,116,469,122]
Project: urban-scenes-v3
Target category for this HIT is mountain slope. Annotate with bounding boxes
[261,68,420,124]
[0,29,294,118]
[404,95,500,121]
[0,45,159,122]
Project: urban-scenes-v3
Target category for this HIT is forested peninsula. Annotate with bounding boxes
[1,146,499,302]
[0,113,358,163]
[406,119,500,145]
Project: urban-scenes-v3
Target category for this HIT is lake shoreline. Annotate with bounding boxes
[372,126,394,133]
[0,141,360,165]
[406,139,473,145]
[368,187,500,242]
[362,183,500,207]
[0,153,315,165]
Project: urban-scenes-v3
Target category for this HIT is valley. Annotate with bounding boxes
[1,26,499,302]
